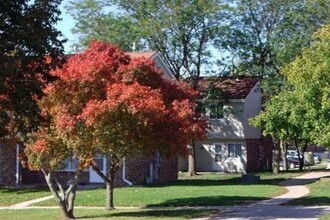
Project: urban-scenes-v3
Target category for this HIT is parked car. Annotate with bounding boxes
[279,156,300,170]
[313,153,322,164]
[287,150,321,165]
[287,156,300,169]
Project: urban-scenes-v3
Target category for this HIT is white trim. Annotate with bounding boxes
[89,154,107,183]
[151,52,176,80]
[16,143,20,185]
[122,157,132,185]
[196,98,245,103]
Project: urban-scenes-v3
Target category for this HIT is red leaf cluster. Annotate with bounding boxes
[30,41,207,165]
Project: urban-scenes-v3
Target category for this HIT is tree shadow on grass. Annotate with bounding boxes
[77,209,218,219]
[144,177,242,188]
[145,195,270,207]
[144,175,297,188]
[0,188,49,194]
[287,196,330,206]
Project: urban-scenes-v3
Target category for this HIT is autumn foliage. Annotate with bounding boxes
[27,41,206,162]
[24,41,207,214]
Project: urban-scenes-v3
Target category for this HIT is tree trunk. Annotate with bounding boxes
[92,159,119,210]
[59,201,74,220]
[187,141,197,176]
[66,185,77,218]
[42,170,77,220]
[273,139,280,175]
[106,169,115,210]
[280,140,288,171]
[298,143,308,171]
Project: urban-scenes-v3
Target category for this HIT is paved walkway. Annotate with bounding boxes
[199,171,330,220]
[1,171,330,220]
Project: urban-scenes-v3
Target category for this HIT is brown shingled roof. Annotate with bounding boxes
[126,51,157,59]
[197,76,259,99]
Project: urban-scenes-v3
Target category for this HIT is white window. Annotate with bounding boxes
[228,143,242,158]
[214,144,223,162]
[209,103,224,119]
[63,157,78,171]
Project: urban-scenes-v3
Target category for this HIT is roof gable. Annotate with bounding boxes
[126,51,175,80]
[126,51,157,59]
[197,76,259,99]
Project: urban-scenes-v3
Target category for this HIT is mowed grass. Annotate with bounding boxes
[35,172,287,207]
[0,172,305,220]
[288,176,330,206]
[0,187,50,206]
[0,208,218,220]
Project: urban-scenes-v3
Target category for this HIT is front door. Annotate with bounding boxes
[89,154,106,183]
[212,143,225,171]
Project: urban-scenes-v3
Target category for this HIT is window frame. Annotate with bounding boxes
[214,144,223,162]
[209,103,224,119]
[62,157,79,171]
[227,143,243,158]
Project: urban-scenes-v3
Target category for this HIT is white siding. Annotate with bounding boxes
[207,102,245,139]
[153,56,176,80]
[194,139,247,173]
[243,82,262,138]
[178,80,262,173]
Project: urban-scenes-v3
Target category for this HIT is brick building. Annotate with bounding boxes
[178,77,273,173]
[0,51,179,187]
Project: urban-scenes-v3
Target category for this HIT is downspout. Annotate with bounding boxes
[16,143,20,185]
[122,157,132,186]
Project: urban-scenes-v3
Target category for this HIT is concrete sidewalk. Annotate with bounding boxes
[205,171,330,220]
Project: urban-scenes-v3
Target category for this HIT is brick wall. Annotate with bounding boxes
[159,154,178,183]
[125,153,150,184]
[21,152,178,187]
[246,137,273,172]
[118,152,178,185]
[0,139,17,186]
[21,170,90,186]
[1,139,178,187]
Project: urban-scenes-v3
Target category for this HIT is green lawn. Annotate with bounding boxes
[320,214,330,220]
[0,172,308,220]
[35,172,288,207]
[0,187,51,206]
[0,208,218,220]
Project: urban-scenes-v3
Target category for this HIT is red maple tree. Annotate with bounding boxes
[25,41,207,217]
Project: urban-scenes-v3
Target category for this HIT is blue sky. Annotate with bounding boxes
[56,0,75,52]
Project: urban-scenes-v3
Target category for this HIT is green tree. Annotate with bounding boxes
[67,0,230,79]
[252,25,330,172]
[0,0,65,138]
[67,0,228,176]
[67,0,142,52]
[251,90,314,172]
[222,0,330,99]
[282,25,330,148]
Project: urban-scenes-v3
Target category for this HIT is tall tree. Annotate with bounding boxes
[0,0,66,138]
[66,0,230,79]
[28,41,206,211]
[221,0,330,98]
[282,25,330,148]
[67,0,228,176]
[251,90,313,172]
[67,0,142,52]
[251,25,330,172]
